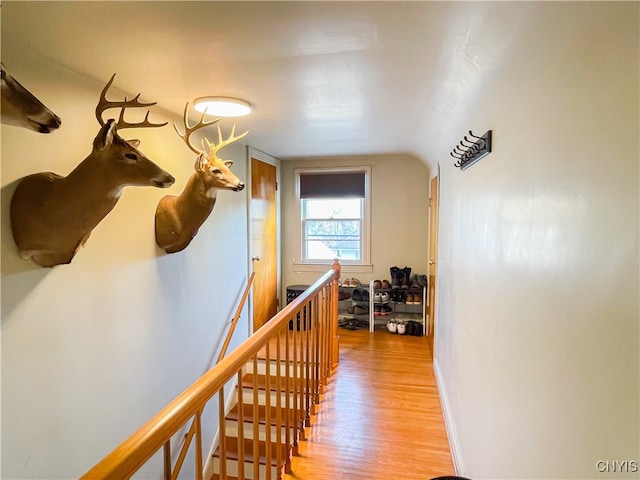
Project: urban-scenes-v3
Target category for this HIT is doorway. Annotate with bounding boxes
[249,150,279,331]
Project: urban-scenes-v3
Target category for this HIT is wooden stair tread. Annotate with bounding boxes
[241,373,309,392]
[213,436,289,464]
[227,402,305,424]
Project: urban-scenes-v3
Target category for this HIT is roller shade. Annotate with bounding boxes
[299,172,366,199]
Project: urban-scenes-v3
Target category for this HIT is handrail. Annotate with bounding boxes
[216,272,255,364]
[81,259,341,480]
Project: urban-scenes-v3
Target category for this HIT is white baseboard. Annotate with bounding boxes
[433,358,465,477]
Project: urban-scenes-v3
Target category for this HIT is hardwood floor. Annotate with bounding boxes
[283,327,454,480]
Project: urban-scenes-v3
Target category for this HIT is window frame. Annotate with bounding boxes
[293,166,371,269]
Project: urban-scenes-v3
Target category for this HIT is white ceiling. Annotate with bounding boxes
[1,1,520,166]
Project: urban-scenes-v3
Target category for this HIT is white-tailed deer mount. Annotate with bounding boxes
[1,62,62,133]
[155,103,247,254]
[10,74,175,268]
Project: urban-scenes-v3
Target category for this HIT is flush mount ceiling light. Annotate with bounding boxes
[193,96,252,117]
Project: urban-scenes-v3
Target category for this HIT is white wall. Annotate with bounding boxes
[1,57,251,478]
[433,3,639,479]
[280,154,430,291]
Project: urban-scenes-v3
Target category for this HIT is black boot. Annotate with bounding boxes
[401,266,411,289]
[390,266,402,288]
[406,320,416,335]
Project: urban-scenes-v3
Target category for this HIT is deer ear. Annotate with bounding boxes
[93,119,117,151]
[194,153,208,172]
[224,160,234,168]
[126,139,141,148]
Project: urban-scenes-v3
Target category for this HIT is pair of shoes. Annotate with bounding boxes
[345,318,358,330]
[405,320,424,336]
[373,280,392,290]
[373,292,391,303]
[374,304,390,316]
[353,305,368,315]
[406,291,422,305]
[352,287,369,302]
[338,290,351,301]
[405,320,416,335]
[347,304,368,315]
[339,317,356,329]
[340,277,361,287]
[392,290,406,303]
[410,273,428,288]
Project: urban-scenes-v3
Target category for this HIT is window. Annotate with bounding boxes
[295,167,371,266]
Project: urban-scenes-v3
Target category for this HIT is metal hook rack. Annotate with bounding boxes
[450,130,492,171]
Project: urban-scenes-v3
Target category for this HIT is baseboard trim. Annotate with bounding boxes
[433,357,465,477]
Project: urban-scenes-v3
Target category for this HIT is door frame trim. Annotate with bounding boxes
[429,165,440,359]
[247,147,281,333]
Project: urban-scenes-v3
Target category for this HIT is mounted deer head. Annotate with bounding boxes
[1,62,62,133]
[10,74,175,267]
[154,103,247,254]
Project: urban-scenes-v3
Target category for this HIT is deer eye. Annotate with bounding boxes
[210,168,222,175]
[125,153,138,161]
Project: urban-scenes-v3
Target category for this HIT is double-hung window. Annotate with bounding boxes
[295,167,371,266]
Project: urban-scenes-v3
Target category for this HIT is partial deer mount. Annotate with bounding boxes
[155,103,247,254]
[10,74,175,267]
[1,62,62,133]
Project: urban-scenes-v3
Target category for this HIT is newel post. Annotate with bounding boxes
[331,258,341,367]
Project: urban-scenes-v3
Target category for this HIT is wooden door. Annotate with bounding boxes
[427,175,439,352]
[250,157,278,331]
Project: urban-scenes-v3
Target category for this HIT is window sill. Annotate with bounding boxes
[291,262,373,274]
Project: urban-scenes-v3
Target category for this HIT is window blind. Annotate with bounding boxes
[299,172,366,198]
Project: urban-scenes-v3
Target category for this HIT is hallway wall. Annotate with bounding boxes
[1,57,251,478]
[433,3,639,479]
[280,154,430,290]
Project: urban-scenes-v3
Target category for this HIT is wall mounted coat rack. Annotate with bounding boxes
[450,130,492,171]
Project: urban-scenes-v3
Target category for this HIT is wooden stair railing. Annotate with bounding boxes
[80,260,341,480]
[217,272,256,364]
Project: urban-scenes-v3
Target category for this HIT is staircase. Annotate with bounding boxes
[209,354,319,480]
[80,263,340,480]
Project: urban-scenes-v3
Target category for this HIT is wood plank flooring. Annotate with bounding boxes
[282,327,454,480]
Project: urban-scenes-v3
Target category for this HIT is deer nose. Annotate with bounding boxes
[234,183,245,192]
[155,173,175,188]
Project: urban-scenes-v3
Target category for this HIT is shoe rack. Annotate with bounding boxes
[337,282,371,330]
[337,280,427,334]
[368,280,426,333]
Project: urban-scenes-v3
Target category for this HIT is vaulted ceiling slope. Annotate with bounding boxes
[0,1,601,167]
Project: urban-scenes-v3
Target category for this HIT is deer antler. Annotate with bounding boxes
[173,102,221,155]
[205,123,249,159]
[95,73,167,129]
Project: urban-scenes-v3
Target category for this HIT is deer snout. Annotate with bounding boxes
[233,182,245,192]
[154,173,176,188]
[30,112,62,133]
